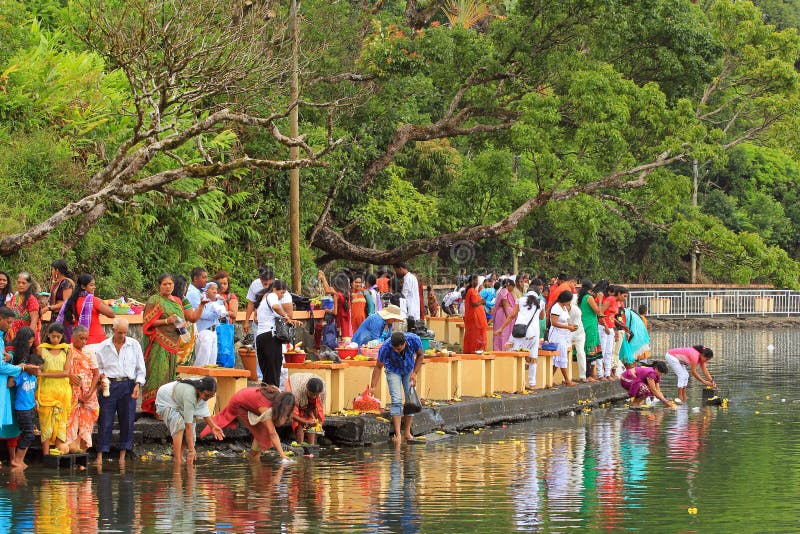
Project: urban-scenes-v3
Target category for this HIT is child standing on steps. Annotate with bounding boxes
[5,327,42,469]
[37,322,74,455]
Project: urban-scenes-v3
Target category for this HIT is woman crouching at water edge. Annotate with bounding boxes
[665,345,716,404]
[286,373,325,446]
[200,384,296,462]
[156,377,224,464]
[620,361,677,408]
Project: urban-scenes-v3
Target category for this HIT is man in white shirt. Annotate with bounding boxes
[94,318,146,465]
[393,263,421,321]
[243,267,275,334]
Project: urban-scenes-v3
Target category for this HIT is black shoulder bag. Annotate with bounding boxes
[512,300,538,338]
[273,300,296,343]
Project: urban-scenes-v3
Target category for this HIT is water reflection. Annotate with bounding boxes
[0,327,799,532]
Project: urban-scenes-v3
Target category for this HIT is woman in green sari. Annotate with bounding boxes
[577,279,603,382]
[141,274,204,414]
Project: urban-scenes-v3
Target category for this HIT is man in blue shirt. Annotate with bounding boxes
[369,331,424,444]
[351,304,405,346]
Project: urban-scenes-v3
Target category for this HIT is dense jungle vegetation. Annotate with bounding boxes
[2,0,800,296]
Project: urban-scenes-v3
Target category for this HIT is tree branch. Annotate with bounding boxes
[313,150,684,264]
[358,115,518,192]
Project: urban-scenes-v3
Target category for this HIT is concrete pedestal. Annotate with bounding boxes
[459,354,495,397]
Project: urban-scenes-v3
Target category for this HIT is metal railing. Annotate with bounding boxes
[628,289,800,317]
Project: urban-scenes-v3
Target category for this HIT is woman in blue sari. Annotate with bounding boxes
[619,308,651,369]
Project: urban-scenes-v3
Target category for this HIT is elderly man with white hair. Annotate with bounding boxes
[94,317,146,464]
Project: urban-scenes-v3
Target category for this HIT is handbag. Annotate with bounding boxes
[272,299,297,343]
[403,385,422,415]
[512,312,536,338]
[273,317,296,343]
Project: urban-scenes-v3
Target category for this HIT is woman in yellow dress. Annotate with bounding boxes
[37,322,74,455]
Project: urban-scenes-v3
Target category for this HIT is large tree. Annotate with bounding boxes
[0,0,340,255]
[305,0,799,283]
[1,0,799,289]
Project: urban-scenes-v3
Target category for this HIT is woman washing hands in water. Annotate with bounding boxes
[664,345,717,404]
[620,361,677,408]
[156,376,224,465]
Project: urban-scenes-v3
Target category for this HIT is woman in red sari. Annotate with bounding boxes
[463,275,487,353]
[9,272,40,344]
[200,384,295,460]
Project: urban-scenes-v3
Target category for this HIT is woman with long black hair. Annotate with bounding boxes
[200,384,296,462]
[156,376,224,464]
[61,273,115,345]
[255,280,300,387]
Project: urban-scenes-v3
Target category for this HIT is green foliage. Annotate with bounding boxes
[2,0,800,294]
[352,166,438,243]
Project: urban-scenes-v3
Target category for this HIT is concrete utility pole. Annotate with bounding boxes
[691,159,699,284]
[289,0,302,292]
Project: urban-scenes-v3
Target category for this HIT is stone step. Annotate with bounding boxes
[42,453,89,469]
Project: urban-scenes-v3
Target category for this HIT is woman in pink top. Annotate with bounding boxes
[492,279,516,351]
[664,345,716,403]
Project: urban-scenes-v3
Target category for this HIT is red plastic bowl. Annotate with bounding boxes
[284,352,307,364]
[337,348,359,360]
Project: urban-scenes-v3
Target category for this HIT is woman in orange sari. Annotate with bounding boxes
[66,326,100,453]
[463,275,487,353]
[141,274,200,414]
[350,276,368,332]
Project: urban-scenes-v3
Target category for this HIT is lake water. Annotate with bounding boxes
[1,327,799,532]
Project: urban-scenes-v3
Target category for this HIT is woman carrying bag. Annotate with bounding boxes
[495,289,545,390]
[255,280,301,387]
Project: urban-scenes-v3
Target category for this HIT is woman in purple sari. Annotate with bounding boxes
[619,361,676,408]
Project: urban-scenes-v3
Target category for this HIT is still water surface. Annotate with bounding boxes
[1,327,799,533]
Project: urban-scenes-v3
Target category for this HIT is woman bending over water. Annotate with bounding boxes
[665,345,716,403]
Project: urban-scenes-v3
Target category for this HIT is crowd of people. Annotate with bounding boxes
[0,262,328,466]
[0,260,718,464]
[437,271,649,390]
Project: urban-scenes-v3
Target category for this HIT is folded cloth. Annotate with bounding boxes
[247,408,273,426]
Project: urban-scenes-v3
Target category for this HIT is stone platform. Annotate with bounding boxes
[126,379,626,448]
[322,379,626,445]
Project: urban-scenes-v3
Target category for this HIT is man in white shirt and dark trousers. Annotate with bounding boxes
[394,263,421,322]
[95,318,146,465]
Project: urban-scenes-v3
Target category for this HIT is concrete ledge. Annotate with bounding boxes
[124,379,626,448]
[323,380,626,445]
